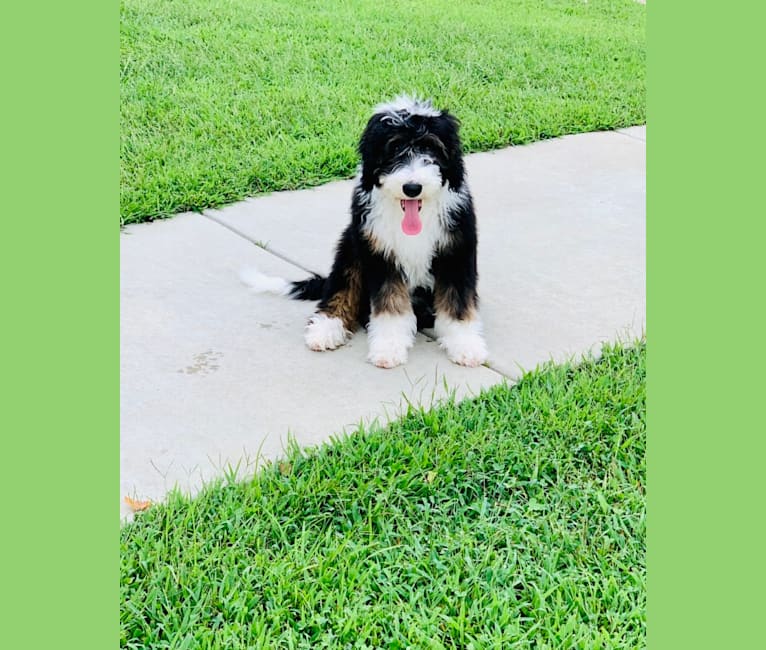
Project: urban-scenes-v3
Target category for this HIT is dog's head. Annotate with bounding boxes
[358,96,465,236]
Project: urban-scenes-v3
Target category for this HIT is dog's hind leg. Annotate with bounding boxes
[305,236,364,351]
[305,274,361,351]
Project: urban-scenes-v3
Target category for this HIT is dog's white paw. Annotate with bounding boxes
[443,334,488,367]
[435,315,488,367]
[367,344,409,369]
[305,314,348,351]
[366,312,416,369]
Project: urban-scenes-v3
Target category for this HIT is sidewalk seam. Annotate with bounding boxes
[484,361,521,381]
[613,129,646,143]
[203,211,322,275]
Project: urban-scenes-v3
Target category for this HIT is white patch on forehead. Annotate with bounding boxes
[373,95,442,124]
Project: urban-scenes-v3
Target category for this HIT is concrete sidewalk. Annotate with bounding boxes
[121,126,645,519]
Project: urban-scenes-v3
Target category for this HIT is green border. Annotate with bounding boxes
[5,0,766,647]
[0,2,116,648]
[649,2,766,648]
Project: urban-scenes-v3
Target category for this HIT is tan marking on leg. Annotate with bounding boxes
[374,278,411,316]
[434,284,477,322]
[321,264,362,332]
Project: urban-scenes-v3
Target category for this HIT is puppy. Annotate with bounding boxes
[243,96,488,369]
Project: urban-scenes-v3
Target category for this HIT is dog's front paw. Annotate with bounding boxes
[304,314,349,351]
[441,333,488,367]
[366,312,416,369]
[435,315,488,367]
[367,345,409,369]
[439,329,489,368]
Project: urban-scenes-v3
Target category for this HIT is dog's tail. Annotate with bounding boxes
[287,274,326,300]
[240,268,326,301]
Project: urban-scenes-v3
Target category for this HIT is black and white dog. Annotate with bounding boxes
[243,96,488,369]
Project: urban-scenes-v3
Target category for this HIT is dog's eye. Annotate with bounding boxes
[385,137,404,154]
[422,157,435,165]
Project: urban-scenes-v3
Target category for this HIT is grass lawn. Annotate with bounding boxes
[121,343,645,648]
[120,0,645,224]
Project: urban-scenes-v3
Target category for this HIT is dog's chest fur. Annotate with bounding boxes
[363,191,450,290]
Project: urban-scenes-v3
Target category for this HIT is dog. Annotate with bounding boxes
[242,96,488,369]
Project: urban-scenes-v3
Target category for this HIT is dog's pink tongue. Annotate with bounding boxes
[401,199,422,235]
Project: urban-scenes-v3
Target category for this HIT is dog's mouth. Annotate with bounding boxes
[400,199,423,236]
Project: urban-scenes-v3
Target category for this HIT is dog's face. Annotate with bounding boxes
[358,98,465,235]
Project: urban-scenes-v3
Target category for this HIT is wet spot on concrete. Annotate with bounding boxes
[178,350,223,375]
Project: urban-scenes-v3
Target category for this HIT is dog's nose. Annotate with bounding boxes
[402,183,422,198]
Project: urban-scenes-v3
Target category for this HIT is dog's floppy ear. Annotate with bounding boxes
[432,111,465,191]
[358,113,387,190]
